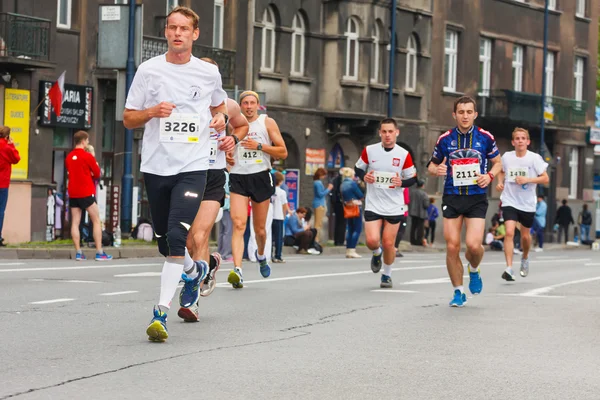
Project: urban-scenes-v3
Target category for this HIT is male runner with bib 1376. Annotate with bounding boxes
[427,96,502,308]
[227,91,287,288]
[354,118,417,289]
[123,6,228,342]
[496,127,548,282]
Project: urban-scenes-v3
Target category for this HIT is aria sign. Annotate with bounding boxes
[38,81,93,129]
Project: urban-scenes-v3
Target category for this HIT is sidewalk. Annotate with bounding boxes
[0,240,587,260]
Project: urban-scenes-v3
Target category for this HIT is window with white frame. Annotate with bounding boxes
[576,0,586,17]
[344,17,360,80]
[167,0,178,14]
[512,45,523,92]
[260,6,276,72]
[114,0,127,3]
[444,30,458,92]
[213,0,224,48]
[574,56,584,101]
[57,0,71,29]
[405,34,417,92]
[479,38,492,96]
[545,51,555,97]
[370,24,380,83]
[291,13,306,76]
[548,0,556,10]
[569,148,579,199]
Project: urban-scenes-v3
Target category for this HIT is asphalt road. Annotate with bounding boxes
[1,249,599,399]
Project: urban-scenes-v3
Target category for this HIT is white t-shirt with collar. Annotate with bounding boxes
[500,150,548,212]
[125,54,228,176]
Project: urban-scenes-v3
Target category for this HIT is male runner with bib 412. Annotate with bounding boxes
[427,96,502,307]
[354,118,417,289]
[496,127,548,281]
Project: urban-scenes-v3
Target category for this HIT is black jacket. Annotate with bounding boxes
[555,205,574,226]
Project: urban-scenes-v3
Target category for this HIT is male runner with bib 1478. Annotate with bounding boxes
[496,127,548,282]
[354,118,417,289]
[427,96,502,308]
[123,6,229,341]
[227,91,287,288]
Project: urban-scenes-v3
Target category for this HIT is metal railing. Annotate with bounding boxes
[479,89,588,127]
[0,13,50,61]
[142,35,236,88]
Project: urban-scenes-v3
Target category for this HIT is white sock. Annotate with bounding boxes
[158,258,185,310]
[184,248,194,271]
[383,264,392,277]
[257,253,266,261]
[454,285,464,294]
[373,247,382,256]
[468,263,478,273]
[505,266,513,275]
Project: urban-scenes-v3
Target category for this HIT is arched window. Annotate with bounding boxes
[291,13,306,76]
[344,17,360,80]
[261,6,276,72]
[370,23,380,83]
[405,34,418,92]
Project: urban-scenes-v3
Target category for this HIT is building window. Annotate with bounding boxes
[213,0,224,48]
[479,38,492,96]
[576,0,586,17]
[291,13,306,76]
[57,0,71,29]
[344,17,360,80]
[569,148,579,199]
[260,6,276,72]
[114,0,127,3]
[548,0,556,10]
[512,45,523,92]
[574,56,584,101]
[167,0,178,14]
[545,51,555,97]
[370,24,380,83]
[444,30,458,92]
[405,34,418,92]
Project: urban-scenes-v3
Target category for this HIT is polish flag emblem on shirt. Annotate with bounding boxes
[392,158,401,167]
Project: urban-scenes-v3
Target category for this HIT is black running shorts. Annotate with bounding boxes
[442,194,488,219]
[70,195,96,210]
[364,210,403,225]
[229,170,275,203]
[203,168,226,206]
[501,206,535,228]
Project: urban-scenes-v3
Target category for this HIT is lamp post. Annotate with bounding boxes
[387,0,397,118]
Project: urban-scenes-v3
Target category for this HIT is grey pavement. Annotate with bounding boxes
[1,249,599,399]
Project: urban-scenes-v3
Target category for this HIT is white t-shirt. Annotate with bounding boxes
[205,109,227,170]
[355,143,416,216]
[272,186,288,220]
[230,114,271,175]
[500,150,548,212]
[125,55,228,176]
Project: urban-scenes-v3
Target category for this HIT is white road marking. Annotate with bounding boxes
[403,277,451,285]
[0,262,25,266]
[584,263,600,266]
[29,298,75,305]
[519,276,600,297]
[0,263,161,273]
[115,272,161,278]
[371,289,418,293]
[99,291,139,296]
[29,278,101,284]
[497,293,565,299]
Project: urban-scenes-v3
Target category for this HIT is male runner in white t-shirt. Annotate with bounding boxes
[496,127,548,281]
[123,6,228,342]
[354,118,417,288]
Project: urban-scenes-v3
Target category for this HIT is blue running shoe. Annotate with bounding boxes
[227,267,244,289]
[371,252,382,273]
[75,252,86,261]
[146,307,168,342]
[179,261,208,308]
[256,250,271,278]
[449,290,467,307]
[95,251,113,261]
[469,268,483,295]
[380,274,392,288]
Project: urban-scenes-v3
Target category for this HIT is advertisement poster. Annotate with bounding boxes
[39,81,93,129]
[4,89,30,180]
[284,169,300,211]
[305,148,326,176]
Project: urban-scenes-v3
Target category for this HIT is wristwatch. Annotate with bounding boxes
[232,135,240,145]
[257,143,263,151]
[219,112,229,125]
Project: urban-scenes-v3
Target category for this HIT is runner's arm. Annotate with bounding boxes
[488,155,502,178]
[227,99,249,142]
[261,117,288,159]
[124,103,176,129]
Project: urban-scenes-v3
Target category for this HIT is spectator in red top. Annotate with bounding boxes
[65,130,111,261]
[0,126,20,246]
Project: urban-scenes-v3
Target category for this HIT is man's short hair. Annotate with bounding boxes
[512,127,530,140]
[166,6,199,30]
[200,57,218,67]
[379,118,398,130]
[274,171,285,185]
[453,96,477,113]
[74,130,89,145]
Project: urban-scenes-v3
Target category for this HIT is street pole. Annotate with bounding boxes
[540,0,549,159]
[387,0,397,118]
[121,0,136,233]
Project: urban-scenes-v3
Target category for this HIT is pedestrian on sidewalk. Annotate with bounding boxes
[578,203,592,243]
[0,126,20,247]
[409,180,428,246]
[425,197,439,245]
[555,199,574,243]
[531,195,547,251]
[340,167,364,258]
[330,171,346,246]
[284,207,315,254]
[312,167,332,244]
[271,171,289,263]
